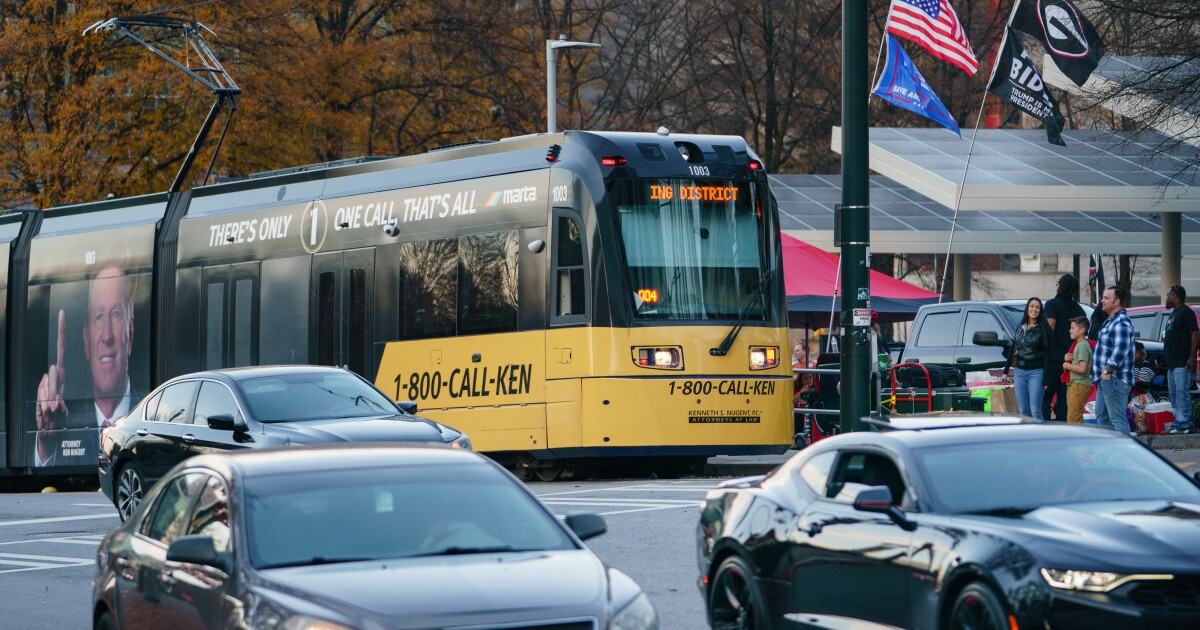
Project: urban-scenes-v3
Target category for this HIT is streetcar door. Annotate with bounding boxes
[310,249,375,379]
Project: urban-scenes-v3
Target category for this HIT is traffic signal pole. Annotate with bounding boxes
[840,0,871,432]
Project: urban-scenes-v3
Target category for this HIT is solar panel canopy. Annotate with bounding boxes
[829,126,1200,213]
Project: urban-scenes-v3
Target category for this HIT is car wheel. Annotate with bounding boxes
[948,582,1007,630]
[115,462,145,523]
[94,609,115,630]
[708,555,768,630]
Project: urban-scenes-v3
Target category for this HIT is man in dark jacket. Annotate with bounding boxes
[1042,274,1086,421]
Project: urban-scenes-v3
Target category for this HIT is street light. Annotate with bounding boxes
[546,35,601,134]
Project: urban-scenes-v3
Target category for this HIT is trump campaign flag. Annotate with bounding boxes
[873,34,961,136]
[987,27,1066,146]
[886,0,978,76]
[1012,0,1105,87]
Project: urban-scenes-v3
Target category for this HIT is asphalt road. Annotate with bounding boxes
[2,447,1199,630]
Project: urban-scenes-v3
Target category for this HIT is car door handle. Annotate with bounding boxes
[159,573,176,593]
[181,434,195,443]
[136,429,149,436]
[956,357,972,363]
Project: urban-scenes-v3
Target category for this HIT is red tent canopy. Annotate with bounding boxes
[782,234,940,327]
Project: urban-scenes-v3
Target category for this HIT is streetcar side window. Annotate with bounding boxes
[552,212,588,325]
[317,271,336,365]
[205,278,226,369]
[398,239,458,340]
[458,231,519,335]
[259,256,309,365]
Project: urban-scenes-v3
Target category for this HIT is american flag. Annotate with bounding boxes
[886,0,978,76]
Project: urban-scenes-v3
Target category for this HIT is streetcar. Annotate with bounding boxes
[0,130,791,481]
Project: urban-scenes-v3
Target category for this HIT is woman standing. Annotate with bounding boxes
[1005,297,1052,420]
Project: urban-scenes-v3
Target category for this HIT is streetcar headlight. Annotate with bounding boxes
[748,346,779,370]
[632,346,682,370]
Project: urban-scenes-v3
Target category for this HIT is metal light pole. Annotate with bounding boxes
[839,0,871,432]
[546,35,601,133]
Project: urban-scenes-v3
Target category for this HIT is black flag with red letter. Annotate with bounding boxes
[1012,0,1105,87]
[987,28,1066,146]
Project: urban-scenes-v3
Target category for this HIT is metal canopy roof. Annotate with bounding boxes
[1044,56,1200,149]
[771,174,1200,255]
[829,126,1200,212]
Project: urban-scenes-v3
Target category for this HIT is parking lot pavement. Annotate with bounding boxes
[528,479,718,629]
[0,492,117,630]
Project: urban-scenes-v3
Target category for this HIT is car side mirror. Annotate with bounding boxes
[972,331,1004,347]
[207,413,242,431]
[397,401,419,415]
[564,513,607,541]
[166,535,229,573]
[852,486,916,531]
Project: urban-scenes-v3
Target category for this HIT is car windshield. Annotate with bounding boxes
[238,372,398,422]
[245,464,576,569]
[914,437,1200,514]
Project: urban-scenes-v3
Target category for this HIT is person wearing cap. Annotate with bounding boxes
[1164,284,1199,434]
[1042,274,1085,421]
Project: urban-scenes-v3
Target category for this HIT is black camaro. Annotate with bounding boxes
[92,445,658,630]
[697,416,1200,629]
[98,366,470,521]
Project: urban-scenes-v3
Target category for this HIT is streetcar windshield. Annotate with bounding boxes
[609,179,772,320]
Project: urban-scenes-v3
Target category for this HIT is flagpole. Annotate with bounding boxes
[936,11,1020,302]
[869,1,896,96]
[827,256,842,353]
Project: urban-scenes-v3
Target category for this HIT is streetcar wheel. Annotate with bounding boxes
[115,462,145,523]
[947,582,1006,630]
[708,555,769,630]
[531,459,567,482]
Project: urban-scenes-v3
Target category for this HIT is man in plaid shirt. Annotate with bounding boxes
[1093,285,1136,432]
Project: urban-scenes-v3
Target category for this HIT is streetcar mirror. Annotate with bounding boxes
[397,401,419,415]
[528,239,545,254]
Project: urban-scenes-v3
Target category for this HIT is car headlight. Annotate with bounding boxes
[1040,568,1173,592]
[449,432,472,451]
[280,615,356,630]
[610,592,658,630]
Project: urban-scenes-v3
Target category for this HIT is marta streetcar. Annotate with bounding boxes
[0,130,792,482]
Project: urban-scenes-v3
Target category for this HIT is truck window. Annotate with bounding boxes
[915,312,959,347]
[962,311,1005,345]
[1129,313,1155,340]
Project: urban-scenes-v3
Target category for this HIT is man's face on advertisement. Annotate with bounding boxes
[84,267,132,399]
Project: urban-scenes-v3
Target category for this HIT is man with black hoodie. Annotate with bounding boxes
[1042,274,1086,421]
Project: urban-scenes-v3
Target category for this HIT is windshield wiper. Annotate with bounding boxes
[960,506,1036,517]
[409,545,518,557]
[258,555,374,569]
[710,271,771,357]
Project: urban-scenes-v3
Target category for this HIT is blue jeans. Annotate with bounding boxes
[1095,377,1133,433]
[1168,367,1195,430]
[1014,368,1044,421]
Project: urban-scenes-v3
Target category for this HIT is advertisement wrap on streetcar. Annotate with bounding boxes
[0,131,791,481]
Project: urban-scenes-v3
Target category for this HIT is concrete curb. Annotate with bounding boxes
[704,435,1200,477]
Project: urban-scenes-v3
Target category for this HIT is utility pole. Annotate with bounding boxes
[839,0,870,432]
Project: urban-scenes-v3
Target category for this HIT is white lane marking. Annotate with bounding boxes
[0,513,118,528]
[0,536,105,546]
[0,552,92,574]
[536,485,716,497]
[71,503,114,507]
[594,505,698,516]
[541,497,697,505]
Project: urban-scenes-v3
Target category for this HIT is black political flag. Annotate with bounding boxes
[1012,0,1105,87]
[987,28,1066,146]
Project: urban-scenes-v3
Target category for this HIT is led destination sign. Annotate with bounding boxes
[649,184,738,202]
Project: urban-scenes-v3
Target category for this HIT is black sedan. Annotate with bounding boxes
[99,366,469,521]
[92,445,658,630]
[697,416,1200,629]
